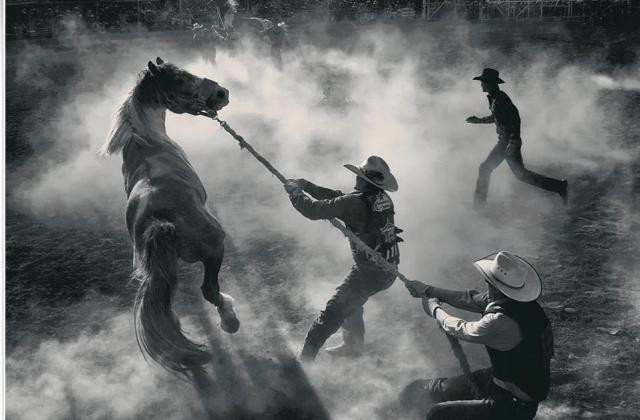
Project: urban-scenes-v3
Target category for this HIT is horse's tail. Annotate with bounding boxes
[133,219,210,373]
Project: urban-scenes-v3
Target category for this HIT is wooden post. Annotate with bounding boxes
[50,7,54,35]
[540,0,543,19]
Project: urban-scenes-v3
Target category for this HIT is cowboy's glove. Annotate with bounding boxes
[405,280,430,298]
[284,180,303,196]
[422,298,442,318]
[466,116,481,124]
[293,178,309,190]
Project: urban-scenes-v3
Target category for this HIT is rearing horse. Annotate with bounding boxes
[101,58,239,373]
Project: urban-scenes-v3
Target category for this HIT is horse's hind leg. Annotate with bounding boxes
[201,243,240,334]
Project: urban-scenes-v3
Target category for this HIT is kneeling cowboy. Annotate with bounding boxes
[402,251,553,420]
[284,156,402,361]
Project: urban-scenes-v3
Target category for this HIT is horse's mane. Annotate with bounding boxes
[100,70,173,156]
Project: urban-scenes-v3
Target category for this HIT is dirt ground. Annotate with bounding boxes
[5,22,640,420]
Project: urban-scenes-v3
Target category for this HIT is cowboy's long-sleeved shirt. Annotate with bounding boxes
[426,286,536,401]
[480,90,521,144]
[289,180,399,266]
[289,180,367,225]
[425,286,522,351]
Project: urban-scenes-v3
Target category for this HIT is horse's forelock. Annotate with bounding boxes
[136,63,173,78]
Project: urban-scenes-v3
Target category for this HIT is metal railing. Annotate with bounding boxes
[6,0,192,40]
[421,0,639,21]
[6,0,640,40]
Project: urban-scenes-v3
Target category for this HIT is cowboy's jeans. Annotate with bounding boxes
[341,305,365,348]
[474,140,564,205]
[300,264,395,359]
[400,368,538,420]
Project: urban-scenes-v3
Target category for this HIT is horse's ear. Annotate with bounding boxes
[156,57,164,65]
[148,61,159,75]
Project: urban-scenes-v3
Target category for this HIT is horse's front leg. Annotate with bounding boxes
[202,246,240,334]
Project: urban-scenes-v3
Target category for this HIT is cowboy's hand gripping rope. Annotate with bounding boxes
[420,297,481,398]
[208,114,480,396]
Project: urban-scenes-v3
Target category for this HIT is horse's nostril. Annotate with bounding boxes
[216,90,226,99]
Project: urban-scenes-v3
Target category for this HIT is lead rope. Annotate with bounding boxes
[209,114,480,397]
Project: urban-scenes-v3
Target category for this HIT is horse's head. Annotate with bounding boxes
[147,57,229,116]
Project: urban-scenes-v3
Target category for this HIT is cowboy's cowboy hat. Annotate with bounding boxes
[473,68,505,84]
[473,251,541,302]
[344,155,398,192]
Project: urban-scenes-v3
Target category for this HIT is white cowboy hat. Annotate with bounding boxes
[473,251,541,302]
[344,155,398,192]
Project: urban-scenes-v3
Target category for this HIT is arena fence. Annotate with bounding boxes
[6,0,640,40]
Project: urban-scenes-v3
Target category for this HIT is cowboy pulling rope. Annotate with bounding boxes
[207,114,480,397]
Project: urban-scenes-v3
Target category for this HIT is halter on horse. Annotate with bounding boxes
[101,58,239,374]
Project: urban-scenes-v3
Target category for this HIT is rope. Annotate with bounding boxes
[444,329,480,398]
[209,114,480,396]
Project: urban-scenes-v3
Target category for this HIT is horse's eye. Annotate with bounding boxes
[175,79,184,86]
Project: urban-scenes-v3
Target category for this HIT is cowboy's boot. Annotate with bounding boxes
[474,162,491,209]
[559,180,569,206]
[325,329,364,358]
[473,194,486,210]
[298,341,320,363]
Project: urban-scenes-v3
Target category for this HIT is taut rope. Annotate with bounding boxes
[209,114,480,397]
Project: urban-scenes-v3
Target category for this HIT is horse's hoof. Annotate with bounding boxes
[217,293,240,334]
[220,317,240,334]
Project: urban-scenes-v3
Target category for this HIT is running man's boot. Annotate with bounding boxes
[559,180,569,206]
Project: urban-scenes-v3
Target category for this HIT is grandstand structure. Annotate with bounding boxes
[420,0,638,21]
[5,0,640,40]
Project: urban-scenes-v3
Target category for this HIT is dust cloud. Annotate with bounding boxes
[6,20,638,420]
[6,308,204,420]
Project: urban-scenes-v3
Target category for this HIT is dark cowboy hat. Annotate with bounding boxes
[473,68,505,84]
[344,155,398,192]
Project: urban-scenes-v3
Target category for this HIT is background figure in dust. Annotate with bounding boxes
[231,17,288,69]
[214,0,284,68]
[467,68,568,208]
[190,0,237,62]
[192,23,225,64]
[319,77,355,109]
[209,0,237,31]
[284,156,402,361]
[263,21,288,70]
